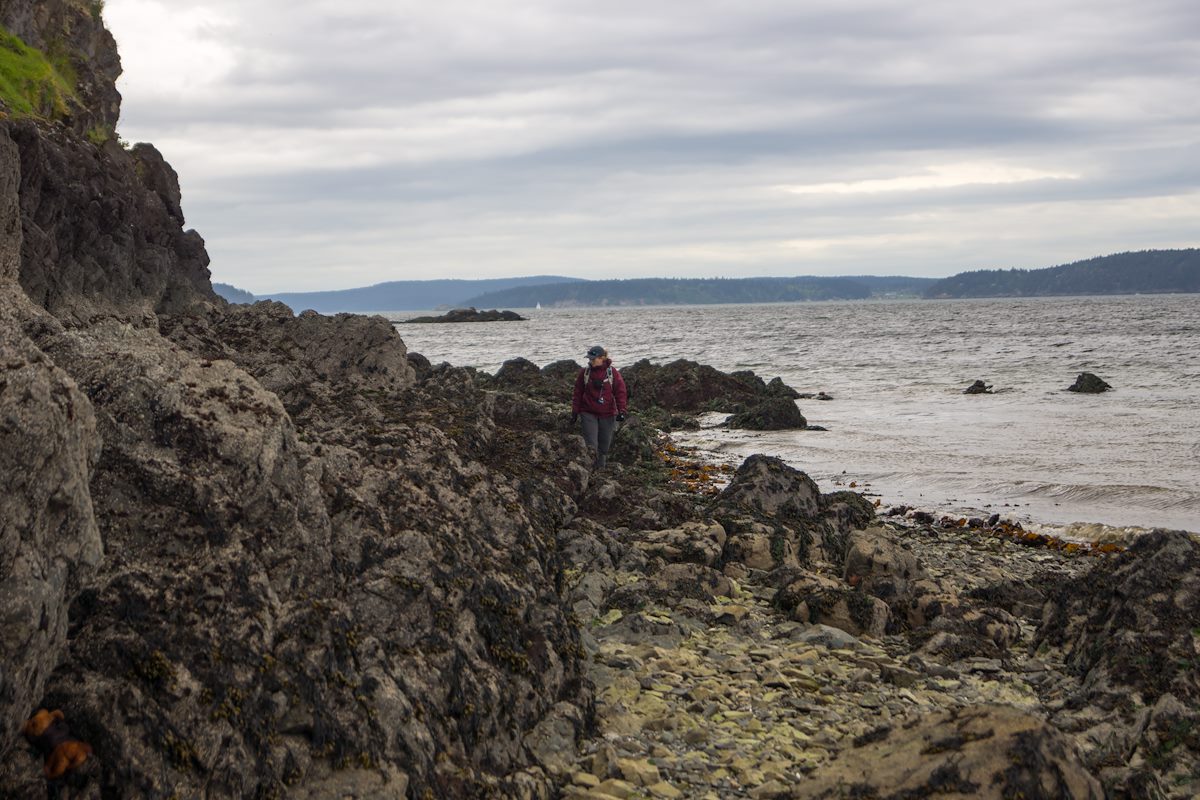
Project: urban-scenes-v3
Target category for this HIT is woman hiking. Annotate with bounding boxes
[572,345,628,470]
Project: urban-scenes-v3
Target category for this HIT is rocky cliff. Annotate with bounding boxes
[0,0,122,134]
[0,8,594,798]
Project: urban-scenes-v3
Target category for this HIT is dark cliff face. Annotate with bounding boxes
[2,0,214,321]
[0,0,123,134]
[0,8,592,798]
[10,120,215,321]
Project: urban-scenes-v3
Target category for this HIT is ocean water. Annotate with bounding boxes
[388,295,1200,538]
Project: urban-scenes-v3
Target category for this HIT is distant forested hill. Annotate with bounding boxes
[213,282,256,303]
[925,249,1200,298]
[839,276,938,297]
[258,276,584,312]
[465,277,871,307]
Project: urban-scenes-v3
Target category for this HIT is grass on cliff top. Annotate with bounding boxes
[0,26,78,119]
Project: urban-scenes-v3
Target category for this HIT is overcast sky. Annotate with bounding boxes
[104,0,1200,293]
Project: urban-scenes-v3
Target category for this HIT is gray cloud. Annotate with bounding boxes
[105,0,1200,292]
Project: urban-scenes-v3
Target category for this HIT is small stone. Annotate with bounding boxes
[595,779,638,799]
[647,782,684,799]
[573,773,601,788]
[749,780,791,799]
[617,758,661,787]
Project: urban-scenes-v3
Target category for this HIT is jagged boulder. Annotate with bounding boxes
[159,301,415,406]
[802,705,1103,799]
[1067,372,1112,393]
[713,455,822,520]
[541,359,582,384]
[721,519,805,572]
[725,396,807,430]
[620,359,794,414]
[843,527,925,608]
[1039,530,1200,704]
[779,585,891,638]
[963,379,993,394]
[494,357,545,390]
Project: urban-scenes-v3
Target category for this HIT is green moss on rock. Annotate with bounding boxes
[0,26,77,119]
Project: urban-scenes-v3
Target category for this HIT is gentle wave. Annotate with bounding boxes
[972,479,1200,512]
[391,294,1200,533]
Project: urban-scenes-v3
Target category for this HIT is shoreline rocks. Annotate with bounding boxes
[725,397,807,431]
[2,14,1195,794]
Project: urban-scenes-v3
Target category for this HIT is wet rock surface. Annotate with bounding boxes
[1067,372,1112,393]
[725,397,807,431]
[621,359,801,421]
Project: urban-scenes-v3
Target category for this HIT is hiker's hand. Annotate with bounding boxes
[616,413,627,422]
[571,413,579,424]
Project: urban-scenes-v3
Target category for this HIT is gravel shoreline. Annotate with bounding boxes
[547,424,1199,799]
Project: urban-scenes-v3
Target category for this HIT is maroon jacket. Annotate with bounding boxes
[572,359,627,417]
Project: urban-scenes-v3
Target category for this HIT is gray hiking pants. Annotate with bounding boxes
[580,412,616,467]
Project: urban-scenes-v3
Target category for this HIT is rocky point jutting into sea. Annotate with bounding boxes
[2,5,1199,799]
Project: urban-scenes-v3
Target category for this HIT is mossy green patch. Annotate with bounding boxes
[0,26,78,119]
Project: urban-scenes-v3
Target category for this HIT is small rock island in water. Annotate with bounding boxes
[402,306,526,323]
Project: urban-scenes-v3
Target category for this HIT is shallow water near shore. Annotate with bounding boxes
[389,294,1200,536]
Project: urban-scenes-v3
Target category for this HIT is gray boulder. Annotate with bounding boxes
[714,454,821,521]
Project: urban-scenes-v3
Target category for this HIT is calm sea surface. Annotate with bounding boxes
[387,296,1200,538]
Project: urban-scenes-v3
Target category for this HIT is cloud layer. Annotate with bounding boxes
[104,0,1200,292]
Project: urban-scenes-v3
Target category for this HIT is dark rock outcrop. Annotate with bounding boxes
[403,307,525,323]
[621,359,796,414]
[725,396,807,430]
[802,705,1103,799]
[0,132,102,770]
[0,10,591,788]
[964,379,992,394]
[158,300,416,405]
[0,309,593,797]
[1067,372,1112,393]
[1039,530,1200,704]
[713,454,822,521]
[10,120,214,321]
